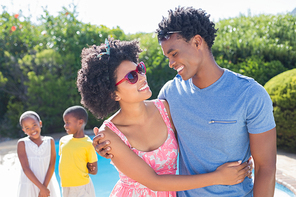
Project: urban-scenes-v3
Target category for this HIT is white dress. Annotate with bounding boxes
[17,136,61,197]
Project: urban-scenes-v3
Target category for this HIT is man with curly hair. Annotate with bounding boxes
[155,6,276,197]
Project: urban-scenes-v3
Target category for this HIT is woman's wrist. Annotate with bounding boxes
[211,170,222,185]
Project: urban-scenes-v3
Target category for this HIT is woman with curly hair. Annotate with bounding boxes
[76,38,251,197]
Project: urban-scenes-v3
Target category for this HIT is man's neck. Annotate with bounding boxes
[191,60,224,89]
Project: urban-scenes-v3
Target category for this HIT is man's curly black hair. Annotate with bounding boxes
[77,39,142,119]
[156,6,218,49]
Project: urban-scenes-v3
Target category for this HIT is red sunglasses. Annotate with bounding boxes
[115,62,146,86]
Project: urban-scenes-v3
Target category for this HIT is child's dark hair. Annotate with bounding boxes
[63,106,88,124]
[77,39,142,119]
[156,6,218,49]
[19,111,41,126]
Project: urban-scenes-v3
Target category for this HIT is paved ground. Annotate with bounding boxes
[1,132,296,196]
[276,149,296,195]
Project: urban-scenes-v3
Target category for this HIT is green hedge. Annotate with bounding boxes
[213,14,296,70]
[264,69,296,153]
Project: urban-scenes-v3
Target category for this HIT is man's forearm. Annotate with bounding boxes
[253,166,276,197]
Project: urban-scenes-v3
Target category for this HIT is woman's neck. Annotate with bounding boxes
[115,101,149,125]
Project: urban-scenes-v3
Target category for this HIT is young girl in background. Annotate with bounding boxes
[17,111,61,197]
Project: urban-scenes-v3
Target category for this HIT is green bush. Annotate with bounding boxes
[217,56,287,85]
[213,14,296,70]
[264,69,296,153]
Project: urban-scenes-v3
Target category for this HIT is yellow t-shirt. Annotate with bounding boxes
[59,135,98,187]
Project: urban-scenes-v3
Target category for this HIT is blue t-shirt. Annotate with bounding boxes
[158,69,276,197]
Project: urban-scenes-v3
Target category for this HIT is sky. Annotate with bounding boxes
[1,0,296,34]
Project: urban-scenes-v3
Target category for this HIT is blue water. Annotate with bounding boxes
[54,138,295,197]
[276,183,296,197]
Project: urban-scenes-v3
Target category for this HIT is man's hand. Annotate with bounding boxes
[93,127,114,159]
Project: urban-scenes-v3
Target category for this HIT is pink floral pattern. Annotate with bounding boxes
[105,100,178,197]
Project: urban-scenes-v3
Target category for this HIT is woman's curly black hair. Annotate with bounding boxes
[156,6,218,49]
[77,39,142,119]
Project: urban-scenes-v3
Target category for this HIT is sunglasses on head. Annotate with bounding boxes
[115,62,146,86]
[157,30,182,42]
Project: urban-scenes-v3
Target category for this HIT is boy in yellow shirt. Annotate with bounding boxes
[59,106,98,197]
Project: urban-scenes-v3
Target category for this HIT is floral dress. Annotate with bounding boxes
[105,99,178,197]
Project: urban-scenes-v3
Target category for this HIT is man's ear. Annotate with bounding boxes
[192,35,203,49]
[39,121,43,128]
